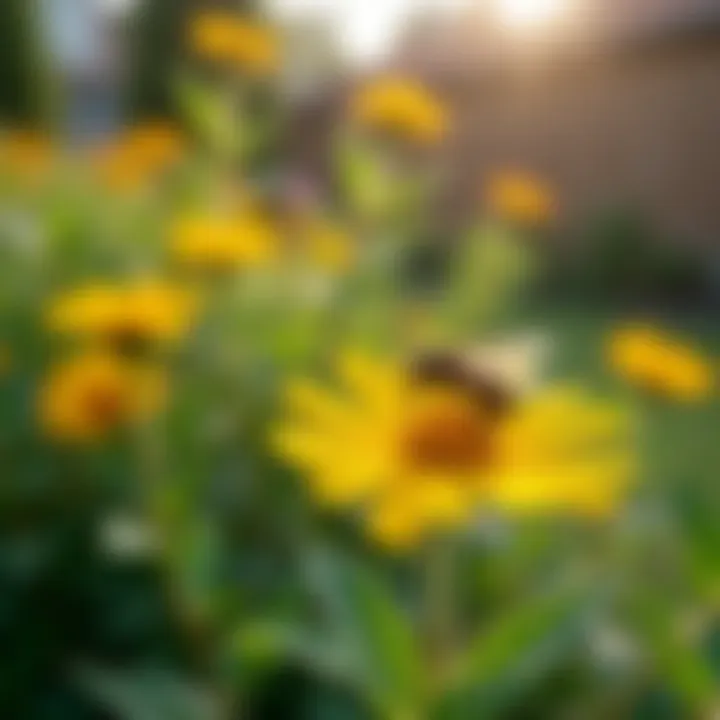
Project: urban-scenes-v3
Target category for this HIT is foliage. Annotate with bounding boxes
[546,208,710,305]
[0,6,718,720]
[0,0,54,127]
[127,0,201,121]
[127,0,262,121]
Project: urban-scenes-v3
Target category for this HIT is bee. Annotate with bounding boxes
[410,333,550,417]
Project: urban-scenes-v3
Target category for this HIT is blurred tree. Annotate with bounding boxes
[0,0,54,128]
[127,0,260,121]
[126,0,196,121]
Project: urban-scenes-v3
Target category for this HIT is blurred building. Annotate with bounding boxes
[387,0,720,246]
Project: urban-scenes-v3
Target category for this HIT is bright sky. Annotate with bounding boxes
[97,0,137,14]
[271,0,567,64]
[95,0,568,66]
[270,0,471,64]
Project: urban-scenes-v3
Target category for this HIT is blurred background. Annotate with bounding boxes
[14,0,719,304]
[1,1,720,717]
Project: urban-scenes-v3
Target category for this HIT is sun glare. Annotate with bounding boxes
[272,0,565,64]
[271,0,471,66]
[496,0,564,28]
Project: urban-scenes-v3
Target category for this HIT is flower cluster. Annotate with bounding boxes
[190,11,280,76]
[275,351,632,548]
[3,7,715,717]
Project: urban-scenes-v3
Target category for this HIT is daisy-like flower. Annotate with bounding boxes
[608,324,713,401]
[123,121,185,170]
[91,123,184,194]
[47,281,198,353]
[296,219,355,275]
[350,77,449,146]
[39,351,167,443]
[170,212,278,272]
[189,10,237,62]
[1,130,56,185]
[91,144,149,194]
[486,171,557,228]
[273,350,633,549]
[189,11,280,76]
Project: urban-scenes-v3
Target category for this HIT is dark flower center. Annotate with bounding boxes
[109,324,152,357]
[402,396,496,473]
[84,385,126,427]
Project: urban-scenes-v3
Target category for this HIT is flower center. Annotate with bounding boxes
[401,392,496,473]
[109,323,152,356]
[84,385,126,428]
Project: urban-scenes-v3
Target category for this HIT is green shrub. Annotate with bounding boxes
[126,0,260,121]
[126,0,198,121]
[547,207,709,304]
[0,0,54,127]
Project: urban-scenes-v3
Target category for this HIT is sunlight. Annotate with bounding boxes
[496,0,565,28]
[96,0,136,16]
[271,0,470,65]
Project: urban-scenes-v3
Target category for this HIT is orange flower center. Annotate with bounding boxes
[401,394,496,473]
[83,384,126,428]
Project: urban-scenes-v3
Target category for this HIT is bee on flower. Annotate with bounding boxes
[608,324,713,402]
[350,76,450,146]
[189,11,280,76]
[485,171,557,228]
[39,351,167,443]
[47,281,198,355]
[273,346,633,549]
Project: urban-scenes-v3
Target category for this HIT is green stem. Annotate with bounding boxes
[424,538,457,690]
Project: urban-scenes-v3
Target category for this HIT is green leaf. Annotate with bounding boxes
[436,586,588,718]
[334,135,398,224]
[630,593,719,715]
[674,491,720,602]
[233,620,354,686]
[174,73,237,156]
[76,667,221,720]
[304,547,423,718]
[239,103,282,160]
[444,222,536,336]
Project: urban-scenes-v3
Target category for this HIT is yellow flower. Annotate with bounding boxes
[170,213,278,272]
[608,325,713,401]
[230,19,280,76]
[1,130,55,183]
[92,145,148,194]
[189,12,279,75]
[300,220,355,274]
[92,123,184,193]
[39,351,167,443]
[189,11,238,61]
[124,121,185,170]
[47,281,197,352]
[274,351,632,549]
[351,77,449,145]
[486,171,557,227]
